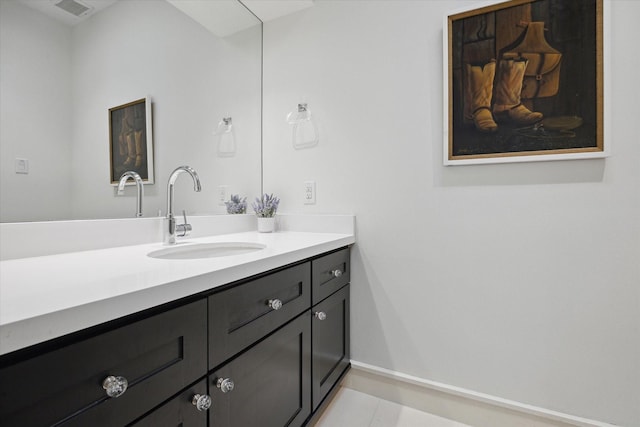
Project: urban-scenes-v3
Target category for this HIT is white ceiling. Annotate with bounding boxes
[17,0,118,26]
[169,0,314,37]
[241,0,314,23]
[17,0,314,35]
[166,0,260,37]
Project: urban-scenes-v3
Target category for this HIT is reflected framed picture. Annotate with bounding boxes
[109,97,154,184]
[444,0,607,165]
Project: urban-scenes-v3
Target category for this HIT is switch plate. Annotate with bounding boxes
[218,185,229,206]
[304,181,316,204]
[15,158,29,174]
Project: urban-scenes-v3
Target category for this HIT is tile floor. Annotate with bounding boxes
[314,387,473,427]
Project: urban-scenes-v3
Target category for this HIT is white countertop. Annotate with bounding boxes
[0,230,354,355]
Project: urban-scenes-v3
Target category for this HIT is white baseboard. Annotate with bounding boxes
[344,361,618,427]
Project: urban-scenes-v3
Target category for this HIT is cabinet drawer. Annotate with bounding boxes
[312,284,350,410]
[131,379,208,427]
[0,300,207,427]
[312,248,350,305]
[209,312,311,427]
[208,262,311,369]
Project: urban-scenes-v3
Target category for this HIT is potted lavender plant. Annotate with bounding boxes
[252,193,280,232]
[224,194,247,214]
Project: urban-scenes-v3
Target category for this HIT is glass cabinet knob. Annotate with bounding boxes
[331,269,343,278]
[192,394,212,411]
[102,375,128,398]
[314,311,327,321]
[217,377,235,393]
[267,299,283,310]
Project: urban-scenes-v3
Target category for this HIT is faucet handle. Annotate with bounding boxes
[176,209,193,237]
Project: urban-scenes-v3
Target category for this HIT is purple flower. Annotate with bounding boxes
[225,194,247,214]
[252,193,280,217]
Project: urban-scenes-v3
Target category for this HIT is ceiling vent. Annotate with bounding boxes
[53,0,92,17]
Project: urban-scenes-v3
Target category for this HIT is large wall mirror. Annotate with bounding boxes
[0,0,262,222]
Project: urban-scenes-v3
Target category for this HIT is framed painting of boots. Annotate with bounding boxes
[444,0,607,165]
[109,97,155,184]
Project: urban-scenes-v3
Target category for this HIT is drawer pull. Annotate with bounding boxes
[102,375,128,398]
[331,269,343,278]
[192,394,212,411]
[314,311,327,321]
[267,298,283,310]
[217,377,235,393]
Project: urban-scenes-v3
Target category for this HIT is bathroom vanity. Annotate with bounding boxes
[0,220,354,427]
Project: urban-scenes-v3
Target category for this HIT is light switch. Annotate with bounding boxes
[15,158,29,174]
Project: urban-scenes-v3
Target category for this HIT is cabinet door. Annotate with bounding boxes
[0,300,207,427]
[209,262,311,369]
[311,248,350,305]
[130,379,208,427]
[312,284,350,410]
[209,312,311,427]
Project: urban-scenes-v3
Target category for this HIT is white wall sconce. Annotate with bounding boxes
[286,103,318,149]
[214,116,236,157]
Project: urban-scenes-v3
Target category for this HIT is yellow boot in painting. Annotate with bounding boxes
[123,134,135,166]
[464,60,498,133]
[493,58,543,125]
[134,131,144,168]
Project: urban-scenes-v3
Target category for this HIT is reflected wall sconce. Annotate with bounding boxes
[214,116,236,157]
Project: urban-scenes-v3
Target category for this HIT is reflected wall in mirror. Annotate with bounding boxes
[0,0,262,222]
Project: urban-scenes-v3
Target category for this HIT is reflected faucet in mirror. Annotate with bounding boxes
[117,171,144,218]
[165,166,202,245]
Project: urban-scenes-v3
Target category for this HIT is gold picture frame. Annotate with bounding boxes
[444,0,606,165]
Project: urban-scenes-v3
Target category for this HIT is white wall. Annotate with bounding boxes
[262,1,640,426]
[0,1,73,222]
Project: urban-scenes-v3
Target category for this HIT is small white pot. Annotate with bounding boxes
[257,216,276,233]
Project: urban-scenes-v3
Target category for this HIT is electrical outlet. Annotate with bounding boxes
[304,181,316,205]
[218,185,229,206]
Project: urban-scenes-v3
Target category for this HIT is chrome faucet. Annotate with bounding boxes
[164,166,202,244]
[117,171,144,218]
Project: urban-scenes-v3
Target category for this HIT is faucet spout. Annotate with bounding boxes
[117,171,144,217]
[165,166,202,244]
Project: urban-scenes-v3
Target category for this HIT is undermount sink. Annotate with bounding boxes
[148,242,266,260]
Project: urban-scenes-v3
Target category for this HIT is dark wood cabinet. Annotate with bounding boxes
[0,300,207,427]
[209,262,311,369]
[312,284,350,411]
[311,248,350,305]
[0,247,351,427]
[209,312,311,427]
[130,379,209,427]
